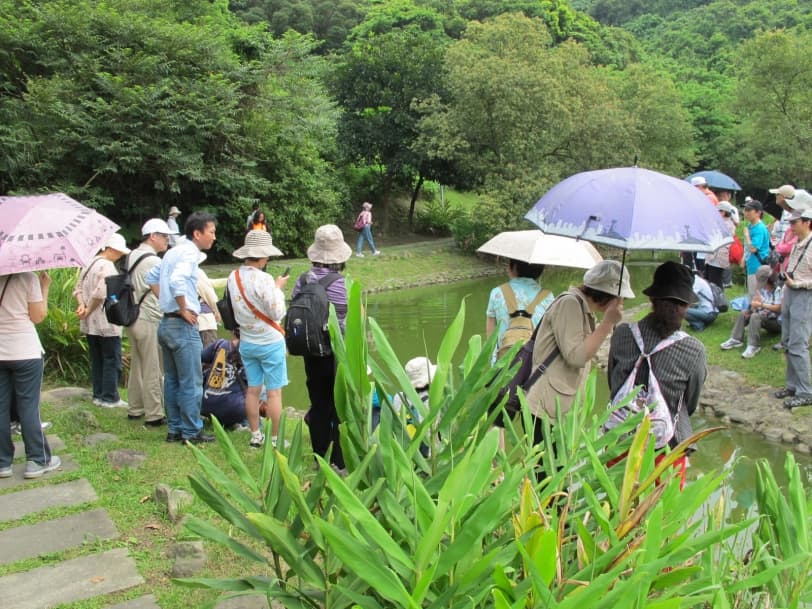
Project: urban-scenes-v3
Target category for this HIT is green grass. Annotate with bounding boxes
[1,396,290,609]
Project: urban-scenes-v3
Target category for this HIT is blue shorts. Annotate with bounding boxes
[239,340,288,390]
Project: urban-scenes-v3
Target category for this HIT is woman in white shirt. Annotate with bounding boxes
[227,231,288,448]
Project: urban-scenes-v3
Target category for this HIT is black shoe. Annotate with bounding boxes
[127,414,144,420]
[774,387,796,399]
[144,417,166,427]
[183,432,215,445]
[166,432,182,443]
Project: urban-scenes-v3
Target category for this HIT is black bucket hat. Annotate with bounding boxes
[642,261,698,305]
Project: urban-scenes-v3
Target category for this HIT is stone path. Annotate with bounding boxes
[0,434,154,609]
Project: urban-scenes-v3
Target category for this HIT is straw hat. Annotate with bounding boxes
[405,357,436,389]
[233,230,283,259]
[307,224,352,264]
[583,260,634,299]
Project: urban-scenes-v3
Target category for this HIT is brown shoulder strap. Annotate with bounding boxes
[235,268,285,336]
[526,288,550,314]
[499,283,518,314]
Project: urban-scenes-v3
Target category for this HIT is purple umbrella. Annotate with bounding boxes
[525,167,733,253]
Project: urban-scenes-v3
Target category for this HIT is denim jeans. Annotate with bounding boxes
[87,335,122,403]
[158,317,203,439]
[356,224,377,254]
[781,287,812,397]
[684,308,717,331]
[0,358,51,468]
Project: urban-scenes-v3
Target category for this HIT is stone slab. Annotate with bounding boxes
[13,434,66,459]
[0,508,118,565]
[216,596,271,609]
[0,478,97,522]
[105,594,161,609]
[0,548,143,609]
[0,455,78,490]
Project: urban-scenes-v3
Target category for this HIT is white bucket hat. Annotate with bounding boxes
[104,233,130,255]
[233,230,283,259]
[405,357,436,389]
[307,224,352,264]
[583,260,634,299]
[167,206,182,216]
[141,218,177,236]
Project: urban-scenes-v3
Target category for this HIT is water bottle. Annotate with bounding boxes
[108,294,118,305]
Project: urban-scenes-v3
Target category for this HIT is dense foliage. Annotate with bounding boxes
[2,0,812,252]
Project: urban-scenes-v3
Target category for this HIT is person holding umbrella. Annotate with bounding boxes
[524,260,632,443]
[0,270,62,479]
[74,233,130,408]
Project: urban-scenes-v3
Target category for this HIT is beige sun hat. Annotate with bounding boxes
[583,260,634,299]
[167,206,182,217]
[233,230,283,259]
[405,357,437,389]
[307,224,352,264]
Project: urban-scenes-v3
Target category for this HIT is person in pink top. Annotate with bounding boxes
[355,202,380,257]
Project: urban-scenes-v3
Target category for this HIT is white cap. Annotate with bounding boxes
[690,176,707,187]
[104,233,131,254]
[404,357,437,389]
[141,218,177,236]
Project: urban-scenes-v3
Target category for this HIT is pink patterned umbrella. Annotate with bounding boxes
[0,193,119,275]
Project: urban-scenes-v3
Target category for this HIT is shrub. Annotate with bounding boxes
[414,196,461,236]
[40,268,89,384]
[180,279,809,608]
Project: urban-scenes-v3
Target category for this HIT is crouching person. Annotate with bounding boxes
[720,266,782,358]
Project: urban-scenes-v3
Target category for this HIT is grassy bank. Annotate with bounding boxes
[203,236,502,292]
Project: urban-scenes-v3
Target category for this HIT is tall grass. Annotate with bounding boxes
[40,268,89,384]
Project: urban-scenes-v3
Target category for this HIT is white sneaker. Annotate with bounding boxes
[23,456,62,479]
[373,250,381,256]
[0,465,12,478]
[97,399,128,408]
[249,431,265,448]
[742,346,761,359]
[720,338,743,350]
[355,253,364,258]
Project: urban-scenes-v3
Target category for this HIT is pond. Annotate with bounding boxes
[282,269,812,511]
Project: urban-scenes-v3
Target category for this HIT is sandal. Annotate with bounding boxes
[773,387,796,399]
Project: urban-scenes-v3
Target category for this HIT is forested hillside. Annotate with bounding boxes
[1,0,810,255]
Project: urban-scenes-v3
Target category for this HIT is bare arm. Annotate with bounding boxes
[28,272,51,324]
[485,316,496,339]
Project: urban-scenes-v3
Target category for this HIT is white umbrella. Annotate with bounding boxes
[477,230,602,269]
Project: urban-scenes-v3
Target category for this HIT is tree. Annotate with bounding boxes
[730,29,812,188]
[0,0,342,256]
[332,4,452,227]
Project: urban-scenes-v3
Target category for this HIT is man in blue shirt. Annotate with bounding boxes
[147,211,217,444]
[743,199,771,297]
[684,271,718,331]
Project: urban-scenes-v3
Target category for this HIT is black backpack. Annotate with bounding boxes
[285,272,341,357]
[104,253,156,327]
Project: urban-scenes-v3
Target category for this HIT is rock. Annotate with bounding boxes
[154,483,171,506]
[154,484,193,522]
[796,443,811,454]
[84,433,118,447]
[107,449,147,470]
[781,432,798,444]
[168,541,206,577]
[41,387,92,404]
[167,489,194,523]
[73,408,100,429]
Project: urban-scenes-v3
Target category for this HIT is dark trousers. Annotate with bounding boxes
[303,355,344,468]
[87,335,121,403]
[705,265,724,288]
[0,358,51,467]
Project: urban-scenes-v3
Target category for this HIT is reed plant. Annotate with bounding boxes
[39,267,89,383]
[179,279,809,608]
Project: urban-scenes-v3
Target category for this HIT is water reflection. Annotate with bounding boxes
[283,270,812,500]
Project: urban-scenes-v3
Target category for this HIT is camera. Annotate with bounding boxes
[779,271,794,281]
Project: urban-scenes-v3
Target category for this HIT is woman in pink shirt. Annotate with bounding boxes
[355,202,380,257]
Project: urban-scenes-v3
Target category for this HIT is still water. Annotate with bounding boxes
[283,269,812,510]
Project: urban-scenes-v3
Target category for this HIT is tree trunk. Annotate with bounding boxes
[408,174,425,228]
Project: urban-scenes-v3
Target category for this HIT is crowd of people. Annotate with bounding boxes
[2,181,812,483]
